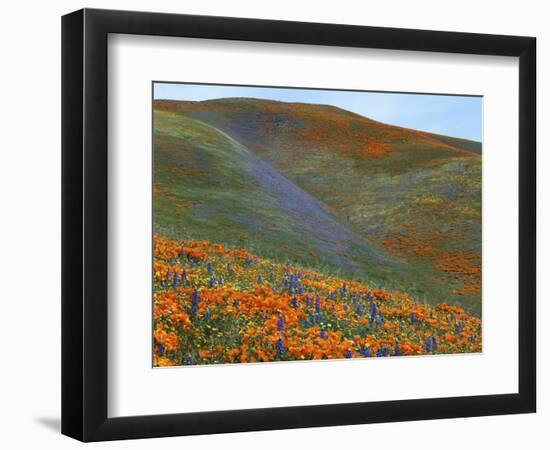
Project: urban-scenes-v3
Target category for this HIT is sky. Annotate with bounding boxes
[154,82,483,142]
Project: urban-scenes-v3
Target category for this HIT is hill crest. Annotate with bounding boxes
[153,97,481,156]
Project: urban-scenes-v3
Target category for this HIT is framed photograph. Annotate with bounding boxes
[62,8,536,441]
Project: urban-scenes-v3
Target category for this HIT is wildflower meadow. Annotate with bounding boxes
[153,236,481,367]
[152,87,482,367]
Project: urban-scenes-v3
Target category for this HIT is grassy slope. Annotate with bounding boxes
[154,110,417,288]
[154,99,482,316]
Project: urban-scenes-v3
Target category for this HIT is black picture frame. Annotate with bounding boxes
[62,8,536,442]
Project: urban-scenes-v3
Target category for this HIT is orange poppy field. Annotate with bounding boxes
[153,235,481,367]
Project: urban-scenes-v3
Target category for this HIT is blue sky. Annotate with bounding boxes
[154,82,482,142]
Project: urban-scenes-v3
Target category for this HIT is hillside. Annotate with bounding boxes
[154,110,415,288]
[154,98,482,316]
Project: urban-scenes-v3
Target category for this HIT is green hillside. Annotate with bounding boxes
[154,110,418,288]
[154,99,482,316]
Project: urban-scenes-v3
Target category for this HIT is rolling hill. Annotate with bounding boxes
[154,98,482,316]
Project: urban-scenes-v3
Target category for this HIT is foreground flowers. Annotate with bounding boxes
[153,235,481,367]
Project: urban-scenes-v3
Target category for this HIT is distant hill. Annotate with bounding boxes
[154,97,481,158]
[154,98,482,316]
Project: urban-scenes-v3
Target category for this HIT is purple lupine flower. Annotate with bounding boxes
[370,297,376,318]
[305,294,311,307]
[191,288,200,314]
[426,336,433,353]
[208,276,215,288]
[186,356,193,365]
[276,338,285,357]
[287,274,294,293]
[207,262,212,274]
[232,299,239,307]
[204,310,211,321]
[345,350,353,359]
[257,274,263,284]
[315,296,321,313]
[179,243,185,258]
[410,312,416,325]
[320,330,328,340]
[157,343,165,355]
[291,296,298,309]
[340,283,347,299]
[277,314,285,331]
[172,271,178,290]
[360,347,371,357]
[395,341,401,356]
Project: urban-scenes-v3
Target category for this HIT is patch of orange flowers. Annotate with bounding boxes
[152,235,482,367]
